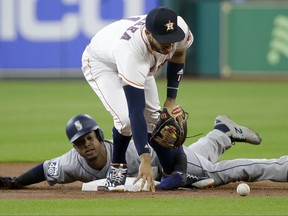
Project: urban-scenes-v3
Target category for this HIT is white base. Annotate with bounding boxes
[82,177,160,192]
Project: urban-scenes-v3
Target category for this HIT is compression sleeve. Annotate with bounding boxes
[123,85,150,155]
[166,62,185,99]
[14,163,45,186]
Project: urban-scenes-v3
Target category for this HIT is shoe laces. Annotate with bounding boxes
[186,173,200,181]
[108,165,127,184]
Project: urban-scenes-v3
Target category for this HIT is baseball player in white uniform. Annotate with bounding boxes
[81,6,193,191]
[1,113,288,190]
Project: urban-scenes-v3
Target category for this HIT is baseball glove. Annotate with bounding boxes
[151,105,188,149]
[0,176,22,189]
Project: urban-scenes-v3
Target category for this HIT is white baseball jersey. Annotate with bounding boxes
[81,15,193,135]
[84,15,193,89]
[43,131,288,186]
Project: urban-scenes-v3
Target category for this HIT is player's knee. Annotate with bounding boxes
[120,127,132,136]
[114,120,132,136]
[145,110,160,133]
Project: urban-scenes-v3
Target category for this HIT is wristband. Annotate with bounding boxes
[166,62,185,99]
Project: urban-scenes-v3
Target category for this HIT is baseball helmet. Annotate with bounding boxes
[66,114,104,143]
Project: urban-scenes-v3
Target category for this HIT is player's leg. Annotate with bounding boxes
[188,115,262,163]
[82,56,130,190]
[185,148,288,186]
[83,65,132,158]
[208,156,288,186]
[188,130,232,163]
[143,76,161,132]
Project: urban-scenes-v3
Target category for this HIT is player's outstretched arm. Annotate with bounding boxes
[0,163,45,189]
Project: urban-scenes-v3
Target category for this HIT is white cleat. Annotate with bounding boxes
[214,115,262,145]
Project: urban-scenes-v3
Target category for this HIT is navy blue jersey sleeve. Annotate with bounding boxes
[123,85,150,155]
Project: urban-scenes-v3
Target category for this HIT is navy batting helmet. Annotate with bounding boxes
[66,114,104,143]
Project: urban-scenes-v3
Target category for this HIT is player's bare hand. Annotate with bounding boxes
[163,98,177,109]
[133,153,155,192]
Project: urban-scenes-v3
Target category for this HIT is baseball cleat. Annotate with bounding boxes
[184,174,214,189]
[156,171,186,190]
[214,115,262,145]
[105,163,127,191]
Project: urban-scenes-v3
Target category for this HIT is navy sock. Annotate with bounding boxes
[112,127,132,164]
[214,124,230,133]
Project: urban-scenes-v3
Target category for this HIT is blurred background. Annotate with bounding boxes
[1,0,287,79]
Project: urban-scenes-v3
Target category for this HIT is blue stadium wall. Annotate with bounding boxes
[1,0,287,78]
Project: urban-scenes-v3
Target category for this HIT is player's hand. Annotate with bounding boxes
[163,99,186,128]
[133,153,155,192]
[163,98,177,109]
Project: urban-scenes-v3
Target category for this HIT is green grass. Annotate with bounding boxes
[0,197,288,215]
[0,80,109,161]
[0,79,288,215]
[1,79,287,161]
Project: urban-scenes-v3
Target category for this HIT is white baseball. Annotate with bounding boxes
[237,183,250,196]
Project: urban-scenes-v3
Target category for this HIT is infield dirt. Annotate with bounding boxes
[1,163,288,199]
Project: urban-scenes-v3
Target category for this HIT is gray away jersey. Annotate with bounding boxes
[43,131,288,186]
[43,141,161,186]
